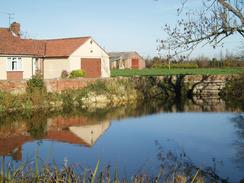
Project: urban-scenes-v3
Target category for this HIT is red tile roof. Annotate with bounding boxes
[0,28,90,57]
[44,37,90,58]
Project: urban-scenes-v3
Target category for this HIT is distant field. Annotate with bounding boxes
[111,68,244,77]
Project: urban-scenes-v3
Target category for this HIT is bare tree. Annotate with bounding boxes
[159,0,244,56]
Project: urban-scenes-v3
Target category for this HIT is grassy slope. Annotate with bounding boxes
[111,68,244,77]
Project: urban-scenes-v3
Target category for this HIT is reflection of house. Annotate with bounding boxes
[0,22,110,79]
[69,121,110,146]
[0,116,111,161]
[109,52,145,69]
[0,135,32,161]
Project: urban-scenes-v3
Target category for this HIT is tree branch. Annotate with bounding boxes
[217,0,244,25]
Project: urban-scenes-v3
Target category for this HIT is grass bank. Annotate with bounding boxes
[111,68,244,77]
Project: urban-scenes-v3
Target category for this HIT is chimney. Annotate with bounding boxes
[10,22,21,37]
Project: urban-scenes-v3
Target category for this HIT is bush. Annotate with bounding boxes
[61,70,69,79]
[221,74,244,109]
[69,70,85,78]
[27,74,45,93]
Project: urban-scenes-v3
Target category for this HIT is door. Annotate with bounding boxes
[131,58,139,69]
[81,58,101,78]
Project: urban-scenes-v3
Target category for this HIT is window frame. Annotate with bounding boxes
[7,57,23,71]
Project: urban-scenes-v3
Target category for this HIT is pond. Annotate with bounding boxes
[0,99,243,182]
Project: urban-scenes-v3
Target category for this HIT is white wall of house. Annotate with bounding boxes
[69,38,110,77]
[22,57,33,79]
[0,57,7,80]
[43,58,69,79]
[0,56,34,80]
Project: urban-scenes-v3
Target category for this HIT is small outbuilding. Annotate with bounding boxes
[109,52,145,69]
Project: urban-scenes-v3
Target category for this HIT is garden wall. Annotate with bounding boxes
[0,78,99,94]
[44,78,98,92]
[0,80,27,94]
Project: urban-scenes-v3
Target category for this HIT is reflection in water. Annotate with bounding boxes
[69,122,110,146]
[0,98,242,161]
[0,98,243,182]
[0,115,111,160]
[232,114,244,171]
[155,141,229,183]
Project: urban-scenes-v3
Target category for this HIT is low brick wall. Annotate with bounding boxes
[0,80,27,94]
[0,78,99,94]
[44,78,98,93]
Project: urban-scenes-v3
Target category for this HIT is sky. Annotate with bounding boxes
[0,0,242,58]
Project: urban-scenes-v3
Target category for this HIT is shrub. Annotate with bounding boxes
[221,74,244,109]
[27,73,45,93]
[61,70,69,79]
[69,70,85,78]
[86,80,108,95]
[0,91,31,112]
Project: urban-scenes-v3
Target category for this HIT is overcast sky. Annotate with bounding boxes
[0,0,242,58]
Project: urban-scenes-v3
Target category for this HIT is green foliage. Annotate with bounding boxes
[1,79,132,113]
[209,58,224,68]
[86,80,108,95]
[60,89,88,111]
[91,160,100,183]
[25,74,47,107]
[221,74,244,110]
[69,69,85,78]
[0,89,47,113]
[60,90,77,110]
[85,79,137,99]
[0,154,224,183]
[27,74,45,93]
[27,113,47,139]
[0,91,28,112]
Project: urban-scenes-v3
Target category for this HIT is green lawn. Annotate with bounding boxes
[111,68,244,77]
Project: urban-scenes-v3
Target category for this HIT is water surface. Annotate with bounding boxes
[0,99,243,182]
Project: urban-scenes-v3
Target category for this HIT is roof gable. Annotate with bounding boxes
[70,38,109,58]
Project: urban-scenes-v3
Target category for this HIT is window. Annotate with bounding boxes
[7,57,22,71]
